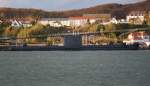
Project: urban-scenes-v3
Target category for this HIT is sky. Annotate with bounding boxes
[0,0,145,11]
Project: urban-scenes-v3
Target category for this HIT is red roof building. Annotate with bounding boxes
[123,31,150,46]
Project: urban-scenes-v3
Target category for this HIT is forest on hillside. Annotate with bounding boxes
[0,0,150,19]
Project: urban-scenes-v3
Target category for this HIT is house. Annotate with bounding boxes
[11,19,32,28]
[11,20,22,27]
[110,17,128,24]
[83,14,111,22]
[21,20,33,28]
[39,13,112,27]
[39,18,70,27]
[39,17,98,28]
[69,16,97,27]
[126,11,150,25]
[123,31,150,46]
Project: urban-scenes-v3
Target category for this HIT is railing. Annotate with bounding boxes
[0,28,149,40]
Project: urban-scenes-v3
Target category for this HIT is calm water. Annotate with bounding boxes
[0,51,150,86]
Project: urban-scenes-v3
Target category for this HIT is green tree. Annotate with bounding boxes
[104,23,116,32]
[97,24,105,32]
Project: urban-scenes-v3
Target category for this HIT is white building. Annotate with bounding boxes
[39,17,98,27]
[83,14,111,22]
[110,18,128,24]
[126,11,150,24]
[11,20,22,27]
[69,16,97,27]
[11,20,32,28]
[39,18,70,27]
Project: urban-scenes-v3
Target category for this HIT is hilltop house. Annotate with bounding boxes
[126,11,150,25]
[39,17,97,27]
[11,20,22,27]
[83,13,128,25]
[11,20,32,28]
[39,13,112,27]
[39,18,70,27]
[83,13,111,25]
[69,16,98,27]
[110,17,128,24]
[83,14,111,22]
[69,13,112,27]
[123,31,150,46]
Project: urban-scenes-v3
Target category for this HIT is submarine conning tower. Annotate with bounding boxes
[64,34,82,49]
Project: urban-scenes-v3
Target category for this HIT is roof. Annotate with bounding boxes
[41,18,69,21]
[83,13,111,17]
[69,16,97,20]
[129,11,150,15]
[83,14,112,19]
[11,19,32,24]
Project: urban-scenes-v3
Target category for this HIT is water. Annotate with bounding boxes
[0,51,150,86]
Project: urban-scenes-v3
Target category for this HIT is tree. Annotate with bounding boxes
[144,10,150,26]
[104,23,116,32]
[97,24,105,32]
[3,27,19,37]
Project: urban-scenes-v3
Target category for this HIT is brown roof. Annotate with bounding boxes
[129,11,150,15]
[69,16,97,20]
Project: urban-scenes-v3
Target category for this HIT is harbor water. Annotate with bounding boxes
[0,50,150,86]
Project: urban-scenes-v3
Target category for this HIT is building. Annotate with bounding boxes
[83,14,111,22]
[11,20,22,27]
[110,18,128,24]
[39,17,98,28]
[39,18,70,27]
[21,20,33,28]
[123,31,150,46]
[69,16,97,27]
[39,13,112,27]
[126,11,150,25]
[11,19,32,28]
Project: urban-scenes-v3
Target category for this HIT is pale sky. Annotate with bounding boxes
[0,0,145,11]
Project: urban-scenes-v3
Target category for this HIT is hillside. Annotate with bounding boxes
[123,0,150,12]
[0,0,150,19]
